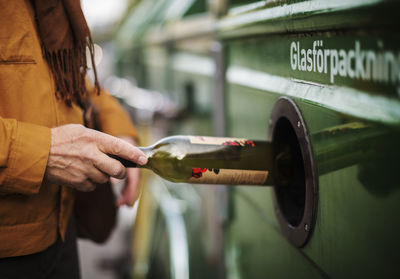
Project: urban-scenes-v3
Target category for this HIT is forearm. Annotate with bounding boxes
[0,117,50,195]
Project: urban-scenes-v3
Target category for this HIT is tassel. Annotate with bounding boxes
[43,38,100,109]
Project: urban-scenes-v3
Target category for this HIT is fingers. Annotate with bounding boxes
[75,179,96,192]
[94,152,127,179]
[73,167,109,192]
[117,168,140,207]
[86,166,110,185]
[116,186,132,208]
[94,131,147,165]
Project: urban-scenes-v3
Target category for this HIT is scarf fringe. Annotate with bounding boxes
[44,38,100,108]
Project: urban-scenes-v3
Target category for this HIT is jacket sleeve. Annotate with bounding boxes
[86,81,139,141]
[0,117,51,195]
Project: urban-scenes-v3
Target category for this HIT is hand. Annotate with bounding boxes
[44,124,147,192]
[113,137,141,208]
[113,167,141,208]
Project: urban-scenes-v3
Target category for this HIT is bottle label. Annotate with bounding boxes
[189,168,269,185]
[190,136,255,147]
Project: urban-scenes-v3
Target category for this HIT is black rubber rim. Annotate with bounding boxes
[269,97,318,248]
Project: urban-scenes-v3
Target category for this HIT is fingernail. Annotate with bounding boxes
[138,156,148,165]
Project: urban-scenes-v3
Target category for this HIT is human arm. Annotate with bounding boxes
[0,117,50,195]
[86,81,142,206]
[0,116,146,195]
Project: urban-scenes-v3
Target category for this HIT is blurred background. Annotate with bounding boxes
[79,1,228,278]
[79,0,400,279]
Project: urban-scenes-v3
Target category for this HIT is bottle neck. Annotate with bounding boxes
[138,146,153,157]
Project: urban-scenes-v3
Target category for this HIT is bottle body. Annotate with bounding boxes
[117,135,289,186]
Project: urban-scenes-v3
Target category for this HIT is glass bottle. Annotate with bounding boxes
[110,135,291,186]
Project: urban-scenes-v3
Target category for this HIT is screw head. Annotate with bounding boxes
[304,223,309,231]
[297,121,301,128]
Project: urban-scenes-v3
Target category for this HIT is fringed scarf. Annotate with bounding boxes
[31,0,100,108]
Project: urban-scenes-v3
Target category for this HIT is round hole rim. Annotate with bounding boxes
[269,97,318,248]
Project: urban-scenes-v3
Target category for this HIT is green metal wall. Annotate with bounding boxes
[223,0,400,278]
[116,0,400,278]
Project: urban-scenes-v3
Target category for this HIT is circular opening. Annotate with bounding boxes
[273,117,306,227]
[270,97,318,247]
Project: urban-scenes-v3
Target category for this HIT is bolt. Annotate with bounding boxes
[297,121,301,128]
[304,223,309,231]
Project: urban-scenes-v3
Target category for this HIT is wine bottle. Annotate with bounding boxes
[110,135,291,186]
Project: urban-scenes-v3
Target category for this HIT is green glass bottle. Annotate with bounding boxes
[111,135,291,186]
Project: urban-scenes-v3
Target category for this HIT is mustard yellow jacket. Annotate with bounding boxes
[0,0,137,257]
